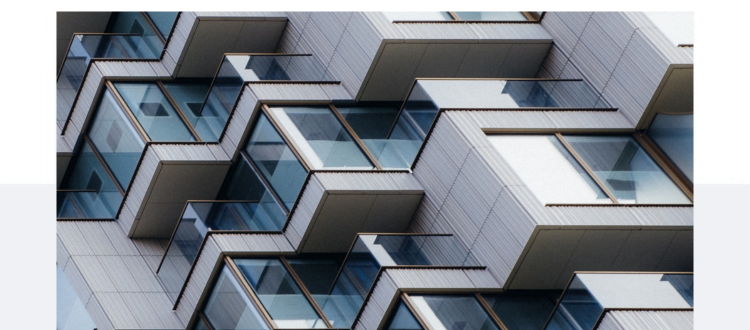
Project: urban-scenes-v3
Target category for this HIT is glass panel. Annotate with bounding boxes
[87,89,146,188]
[245,113,308,210]
[57,264,97,330]
[576,273,693,309]
[58,142,123,218]
[193,317,210,330]
[409,295,500,330]
[647,113,693,182]
[159,162,286,301]
[286,258,342,295]
[57,34,162,126]
[202,57,244,140]
[162,81,219,141]
[225,55,334,82]
[113,82,196,141]
[203,265,270,330]
[488,135,612,205]
[146,12,179,40]
[661,274,694,307]
[383,12,454,21]
[454,12,528,21]
[384,300,424,330]
[564,135,691,204]
[235,259,327,329]
[483,292,560,330]
[545,277,602,330]
[269,106,374,169]
[336,105,420,169]
[107,12,163,55]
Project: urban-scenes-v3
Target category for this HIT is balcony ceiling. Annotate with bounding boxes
[174,17,288,78]
[357,40,552,102]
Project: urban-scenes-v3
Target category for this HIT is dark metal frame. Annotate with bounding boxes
[392,11,545,24]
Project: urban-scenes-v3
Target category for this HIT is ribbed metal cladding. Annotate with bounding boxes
[355,271,397,330]
[57,222,186,329]
[540,12,693,126]
[596,310,694,330]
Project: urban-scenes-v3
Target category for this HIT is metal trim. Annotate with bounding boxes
[280,256,335,328]
[156,80,203,142]
[554,133,619,203]
[329,104,382,170]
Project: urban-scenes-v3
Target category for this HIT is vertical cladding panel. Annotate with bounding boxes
[355,272,397,330]
[58,222,94,255]
[601,77,641,125]
[319,82,352,100]
[120,292,166,329]
[386,269,474,289]
[569,42,610,92]
[556,11,594,37]
[336,29,375,81]
[123,61,158,77]
[360,12,404,39]
[286,175,325,249]
[539,45,569,79]
[412,150,458,203]
[627,207,693,227]
[346,12,383,57]
[579,19,623,72]
[95,292,141,329]
[440,194,483,249]
[541,12,582,56]
[328,52,361,98]
[544,111,633,129]
[145,292,186,329]
[121,256,163,291]
[132,238,168,257]
[61,258,93,306]
[57,236,71,270]
[463,269,501,288]
[597,310,694,330]
[445,112,494,149]
[97,256,142,292]
[393,23,478,40]
[591,12,638,51]
[545,206,641,226]
[124,146,159,219]
[85,294,115,330]
[100,222,142,255]
[164,12,197,69]
[117,204,136,236]
[407,194,441,234]
[300,19,337,65]
[76,222,118,255]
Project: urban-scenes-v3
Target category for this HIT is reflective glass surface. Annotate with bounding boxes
[113,82,196,141]
[245,113,308,210]
[454,12,528,20]
[225,55,334,82]
[564,135,691,204]
[162,81,218,141]
[488,135,612,204]
[235,259,327,328]
[58,142,123,219]
[87,89,146,188]
[483,292,560,330]
[107,12,164,53]
[203,266,270,330]
[159,159,285,301]
[194,318,210,330]
[57,264,97,330]
[146,12,179,40]
[409,295,500,330]
[647,113,693,182]
[203,57,244,140]
[383,12,453,21]
[269,106,374,169]
[337,105,420,169]
[661,274,694,307]
[546,277,602,330]
[384,300,423,330]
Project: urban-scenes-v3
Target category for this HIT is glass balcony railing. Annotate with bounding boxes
[157,199,285,301]
[545,273,693,330]
[314,234,478,328]
[58,12,178,128]
[383,11,540,22]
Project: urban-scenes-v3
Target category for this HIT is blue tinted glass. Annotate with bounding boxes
[87,89,146,189]
[113,82,196,142]
[269,106,375,169]
[384,300,423,330]
[58,142,122,219]
[203,266,270,330]
[647,113,693,182]
[546,277,602,330]
[484,292,560,330]
[202,58,244,140]
[661,274,694,307]
[245,113,308,210]
[454,12,528,20]
[564,135,690,204]
[235,259,327,328]
[410,295,499,330]
[162,81,218,141]
[146,12,179,39]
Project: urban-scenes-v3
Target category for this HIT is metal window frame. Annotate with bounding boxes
[398,292,508,330]
[392,11,545,24]
[541,271,694,330]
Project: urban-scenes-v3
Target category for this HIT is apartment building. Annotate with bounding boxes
[56,11,694,330]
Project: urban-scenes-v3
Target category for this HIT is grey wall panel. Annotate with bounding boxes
[144,292,186,329]
[220,86,258,157]
[354,272,396,330]
[120,292,167,328]
[597,310,694,330]
[131,238,168,257]
[58,222,94,255]
[387,268,477,289]
[509,229,585,289]
[61,257,93,308]
[117,201,137,236]
[543,111,633,129]
[248,83,333,100]
[97,256,143,292]
[122,61,159,77]
[72,256,118,292]
[569,42,611,92]
[164,12,197,72]
[545,205,642,226]
[94,292,141,329]
[85,294,115,330]
[406,194,441,234]
[319,83,352,100]
[76,222,118,255]
[316,172,423,191]
[286,175,325,248]
[177,236,221,323]
[463,269,501,288]
[439,194,482,248]
[57,236,71,270]
[212,233,294,252]
[656,230,693,272]
[121,256,164,292]
[100,222,143,255]
[553,229,632,288]
[610,230,677,271]
[627,207,694,226]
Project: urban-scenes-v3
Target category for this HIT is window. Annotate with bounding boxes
[383,11,541,22]
[488,134,692,205]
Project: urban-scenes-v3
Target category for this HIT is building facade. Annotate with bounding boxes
[56,11,694,330]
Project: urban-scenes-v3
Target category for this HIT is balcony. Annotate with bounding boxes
[192,234,479,329]
[544,272,693,330]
